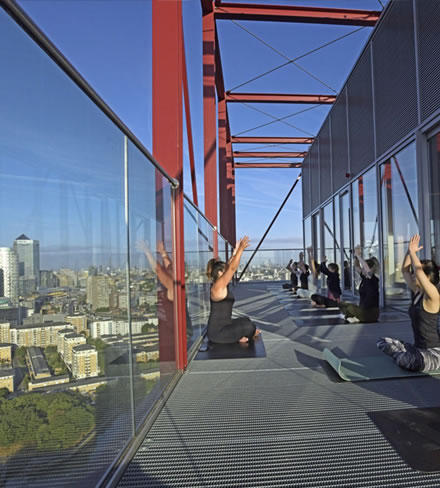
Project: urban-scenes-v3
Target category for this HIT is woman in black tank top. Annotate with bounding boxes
[377,234,440,372]
[207,236,259,344]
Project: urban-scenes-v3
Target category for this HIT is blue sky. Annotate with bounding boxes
[16,0,387,250]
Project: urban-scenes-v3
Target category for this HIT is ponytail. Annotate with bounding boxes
[207,258,227,281]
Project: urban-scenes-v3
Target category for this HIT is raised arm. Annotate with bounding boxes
[157,241,172,271]
[319,256,330,276]
[137,240,174,299]
[354,246,372,278]
[307,247,318,278]
[401,248,417,293]
[408,234,439,306]
[211,236,250,300]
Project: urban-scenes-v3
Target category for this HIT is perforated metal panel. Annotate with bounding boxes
[302,154,311,217]
[330,88,349,192]
[416,0,440,122]
[347,47,375,178]
[309,141,320,213]
[319,118,332,203]
[373,0,417,157]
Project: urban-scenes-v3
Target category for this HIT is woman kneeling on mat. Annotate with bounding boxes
[207,236,261,344]
[339,246,380,323]
[377,234,440,372]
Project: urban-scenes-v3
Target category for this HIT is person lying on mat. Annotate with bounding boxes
[206,236,261,344]
[377,234,440,372]
[339,246,380,323]
[310,256,342,308]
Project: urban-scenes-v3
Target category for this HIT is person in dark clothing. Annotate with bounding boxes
[311,257,342,308]
[344,260,351,290]
[207,236,260,344]
[339,247,380,323]
[297,253,310,290]
[286,259,298,291]
[377,234,440,372]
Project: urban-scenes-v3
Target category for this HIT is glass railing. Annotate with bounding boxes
[0,4,184,487]
[238,249,305,282]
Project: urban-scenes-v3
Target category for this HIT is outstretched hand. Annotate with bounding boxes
[409,234,423,254]
[238,236,250,250]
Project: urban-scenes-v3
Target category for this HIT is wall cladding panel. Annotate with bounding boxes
[330,88,349,193]
[319,118,332,203]
[309,142,320,213]
[347,47,375,178]
[416,0,440,122]
[302,154,311,217]
[373,0,417,157]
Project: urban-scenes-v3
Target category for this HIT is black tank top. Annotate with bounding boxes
[408,293,440,349]
[207,285,234,332]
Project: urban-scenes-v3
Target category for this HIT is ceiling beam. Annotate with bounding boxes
[231,136,314,144]
[226,93,336,104]
[214,3,381,26]
[233,151,307,158]
[235,162,302,168]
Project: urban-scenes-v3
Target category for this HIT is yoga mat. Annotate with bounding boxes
[368,407,440,472]
[289,314,346,327]
[195,335,266,360]
[323,348,440,381]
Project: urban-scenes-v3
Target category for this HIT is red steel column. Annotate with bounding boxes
[203,4,218,254]
[218,97,230,243]
[153,0,187,370]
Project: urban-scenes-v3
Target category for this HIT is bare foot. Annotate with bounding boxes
[239,336,249,343]
[253,329,261,338]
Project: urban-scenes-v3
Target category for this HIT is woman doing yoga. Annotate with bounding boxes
[377,234,440,372]
[339,246,380,323]
[207,236,260,344]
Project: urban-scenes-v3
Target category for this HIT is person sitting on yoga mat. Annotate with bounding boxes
[311,256,342,308]
[207,236,261,344]
[286,259,299,292]
[339,246,380,323]
[377,234,440,372]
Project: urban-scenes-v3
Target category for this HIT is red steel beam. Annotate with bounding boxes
[226,93,336,104]
[234,151,307,158]
[153,0,186,369]
[203,6,218,255]
[182,31,198,207]
[231,136,314,144]
[235,162,302,168]
[215,3,381,26]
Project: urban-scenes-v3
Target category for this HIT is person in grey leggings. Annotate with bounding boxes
[377,234,440,372]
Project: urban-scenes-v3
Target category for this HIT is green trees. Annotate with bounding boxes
[15,346,27,366]
[0,388,9,398]
[0,392,95,452]
[44,347,67,375]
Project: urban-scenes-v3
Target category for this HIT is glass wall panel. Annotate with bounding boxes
[380,142,418,305]
[0,9,136,485]
[183,201,212,350]
[323,202,334,264]
[334,197,342,274]
[304,217,312,251]
[128,142,176,428]
[340,191,352,291]
[238,249,304,281]
[429,132,440,264]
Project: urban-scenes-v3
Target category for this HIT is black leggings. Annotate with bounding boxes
[339,301,379,323]
[310,294,339,308]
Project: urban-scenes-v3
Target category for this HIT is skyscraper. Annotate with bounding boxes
[0,248,19,304]
[13,234,40,286]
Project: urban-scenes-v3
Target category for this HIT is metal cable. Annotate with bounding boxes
[235,104,319,136]
[227,18,366,92]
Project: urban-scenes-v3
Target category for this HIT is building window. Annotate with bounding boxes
[380,142,418,304]
[429,132,440,264]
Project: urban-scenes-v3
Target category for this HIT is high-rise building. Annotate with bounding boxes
[0,269,3,297]
[87,275,117,311]
[66,315,88,335]
[63,332,86,365]
[0,248,19,304]
[39,270,59,289]
[9,322,72,347]
[13,235,40,286]
[71,344,98,379]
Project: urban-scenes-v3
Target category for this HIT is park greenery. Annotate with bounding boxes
[0,392,95,455]
[14,346,27,367]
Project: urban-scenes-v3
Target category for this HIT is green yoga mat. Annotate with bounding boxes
[323,348,440,381]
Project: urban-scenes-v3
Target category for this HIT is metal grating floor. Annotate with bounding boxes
[118,283,440,487]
